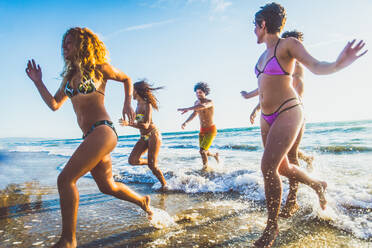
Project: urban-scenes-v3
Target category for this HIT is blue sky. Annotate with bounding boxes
[0,0,371,138]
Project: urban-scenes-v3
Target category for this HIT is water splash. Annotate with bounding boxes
[149,207,176,229]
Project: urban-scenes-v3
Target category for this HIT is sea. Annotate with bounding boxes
[0,119,371,247]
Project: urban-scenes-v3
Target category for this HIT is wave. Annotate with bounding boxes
[168,145,199,149]
[316,145,372,154]
[219,144,260,151]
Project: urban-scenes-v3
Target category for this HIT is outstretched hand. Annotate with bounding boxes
[240,91,249,99]
[25,59,42,83]
[177,108,188,114]
[336,39,368,70]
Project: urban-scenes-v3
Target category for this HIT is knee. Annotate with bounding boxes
[261,157,277,177]
[128,156,139,165]
[199,149,206,155]
[97,182,117,195]
[57,172,75,189]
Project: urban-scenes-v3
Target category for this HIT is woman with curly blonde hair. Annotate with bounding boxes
[26,27,152,248]
[119,80,167,191]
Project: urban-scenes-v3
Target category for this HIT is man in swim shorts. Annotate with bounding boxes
[178,82,219,171]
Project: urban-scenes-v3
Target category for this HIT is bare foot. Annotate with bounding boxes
[160,184,168,192]
[279,202,299,218]
[141,195,153,220]
[315,181,327,210]
[202,165,212,172]
[254,224,279,248]
[214,152,219,163]
[52,238,77,248]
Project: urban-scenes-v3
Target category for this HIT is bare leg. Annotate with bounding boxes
[200,148,209,170]
[91,155,152,216]
[280,124,304,218]
[128,139,148,165]
[255,106,327,248]
[147,132,167,190]
[53,126,117,248]
[206,150,219,163]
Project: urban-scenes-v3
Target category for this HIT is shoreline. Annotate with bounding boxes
[1,178,370,247]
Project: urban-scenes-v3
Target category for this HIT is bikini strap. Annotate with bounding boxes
[274,38,281,56]
[273,97,298,113]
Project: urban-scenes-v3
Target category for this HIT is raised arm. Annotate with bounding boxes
[25,59,68,111]
[287,38,367,75]
[177,100,213,114]
[181,111,198,129]
[241,88,259,99]
[99,63,135,123]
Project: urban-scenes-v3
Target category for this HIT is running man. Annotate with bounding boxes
[178,82,219,171]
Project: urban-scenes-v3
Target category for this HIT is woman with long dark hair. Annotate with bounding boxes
[119,80,167,191]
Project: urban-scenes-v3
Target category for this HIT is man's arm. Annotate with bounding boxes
[181,111,198,129]
[177,100,213,114]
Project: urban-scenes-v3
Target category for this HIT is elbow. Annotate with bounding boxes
[50,103,60,111]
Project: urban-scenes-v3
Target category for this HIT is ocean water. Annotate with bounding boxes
[0,119,371,246]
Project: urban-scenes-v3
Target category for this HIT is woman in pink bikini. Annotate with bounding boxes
[249,3,367,247]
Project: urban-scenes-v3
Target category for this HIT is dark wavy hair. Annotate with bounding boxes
[194,82,210,95]
[282,30,304,42]
[254,2,286,34]
[134,80,163,110]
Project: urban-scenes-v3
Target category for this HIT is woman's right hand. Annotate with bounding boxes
[25,59,42,83]
[240,91,249,99]
[118,118,129,127]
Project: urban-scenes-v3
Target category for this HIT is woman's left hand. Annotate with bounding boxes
[336,39,367,70]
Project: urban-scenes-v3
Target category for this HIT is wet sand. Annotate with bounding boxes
[0,178,370,248]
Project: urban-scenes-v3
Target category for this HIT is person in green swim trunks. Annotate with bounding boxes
[178,82,219,171]
[119,80,167,191]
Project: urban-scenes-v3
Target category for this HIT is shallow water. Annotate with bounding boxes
[0,120,371,247]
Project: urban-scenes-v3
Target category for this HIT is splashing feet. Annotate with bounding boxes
[214,152,219,163]
[254,223,279,248]
[315,181,327,210]
[279,201,299,218]
[141,195,153,220]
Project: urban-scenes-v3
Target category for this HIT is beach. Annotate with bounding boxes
[1,120,371,247]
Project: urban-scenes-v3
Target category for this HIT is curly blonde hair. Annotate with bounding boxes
[60,27,109,89]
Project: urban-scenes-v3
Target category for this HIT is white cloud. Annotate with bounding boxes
[210,0,232,12]
[187,0,232,12]
[104,19,175,40]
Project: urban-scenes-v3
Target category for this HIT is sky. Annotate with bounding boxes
[0,0,371,138]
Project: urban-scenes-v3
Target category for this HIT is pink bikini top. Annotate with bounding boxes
[255,39,290,78]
